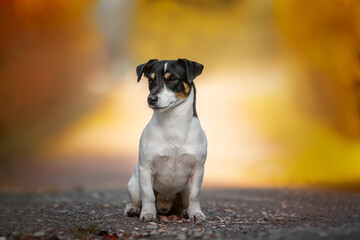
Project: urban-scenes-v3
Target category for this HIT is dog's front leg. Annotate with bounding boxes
[187,164,206,222]
[139,164,157,222]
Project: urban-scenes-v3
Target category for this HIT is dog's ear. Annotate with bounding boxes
[136,59,158,82]
[177,58,204,83]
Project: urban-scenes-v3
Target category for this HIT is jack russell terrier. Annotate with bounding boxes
[124,58,207,222]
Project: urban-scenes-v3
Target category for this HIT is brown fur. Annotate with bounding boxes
[184,82,190,95]
[175,82,191,99]
[164,72,171,79]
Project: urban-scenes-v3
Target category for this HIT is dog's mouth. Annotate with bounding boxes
[151,106,167,110]
[149,101,175,110]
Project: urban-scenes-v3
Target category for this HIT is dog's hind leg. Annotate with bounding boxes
[124,165,141,217]
[179,186,190,217]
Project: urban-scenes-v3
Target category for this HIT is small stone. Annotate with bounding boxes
[33,230,46,237]
[150,230,159,235]
[275,217,284,221]
[159,215,169,223]
[141,232,150,237]
[261,211,268,219]
[57,210,68,214]
[168,215,178,220]
[146,222,158,231]
[195,220,204,225]
[193,231,204,239]
[157,229,167,234]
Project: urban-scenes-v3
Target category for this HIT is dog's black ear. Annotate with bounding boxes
[136,59,158,82]
[177,58,204,83]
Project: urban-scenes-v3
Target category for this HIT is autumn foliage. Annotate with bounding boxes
[274,0,360,138]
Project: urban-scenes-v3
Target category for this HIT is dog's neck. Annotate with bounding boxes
[152,87,195,143]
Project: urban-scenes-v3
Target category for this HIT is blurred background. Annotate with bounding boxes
[1,0,360,192]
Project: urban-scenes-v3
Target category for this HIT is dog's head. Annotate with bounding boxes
[136,59,203,111]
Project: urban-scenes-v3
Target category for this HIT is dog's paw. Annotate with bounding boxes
[124,206,140,217]
[140,212,157,222]
[187,210,206,222]
[181,208,189,218]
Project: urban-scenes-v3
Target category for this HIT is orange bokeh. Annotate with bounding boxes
[1,0,359,191]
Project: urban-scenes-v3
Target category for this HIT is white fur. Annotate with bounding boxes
[124,88,207,222]
[155,85,177,109]
[153,85,187,111]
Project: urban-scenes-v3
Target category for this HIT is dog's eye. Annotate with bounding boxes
[164,72,177,83]
[168,76,177,82]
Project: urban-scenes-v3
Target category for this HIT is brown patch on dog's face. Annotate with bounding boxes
[149,73,155,80]
[184,82,190,95]
[175,92,186,99]
[164,72,171,80]
[175,82,191,99]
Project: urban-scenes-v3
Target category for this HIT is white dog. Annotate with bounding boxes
[124,58,207,222]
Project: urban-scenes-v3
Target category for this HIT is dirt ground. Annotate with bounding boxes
[0,188,359,240]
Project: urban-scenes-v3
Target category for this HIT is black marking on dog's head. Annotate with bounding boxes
[177,58,204,84]
[136,59,158,82]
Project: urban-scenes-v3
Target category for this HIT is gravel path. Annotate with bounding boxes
[0,188,359,239]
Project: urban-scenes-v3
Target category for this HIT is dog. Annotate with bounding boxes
[124,58,207,222]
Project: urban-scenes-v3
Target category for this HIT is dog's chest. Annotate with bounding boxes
[148,128,204,193]
[152,144,197,192]
[153,145,196,176]
[140,109,207,194]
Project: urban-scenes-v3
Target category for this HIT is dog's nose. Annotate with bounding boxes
[147,95,158,106]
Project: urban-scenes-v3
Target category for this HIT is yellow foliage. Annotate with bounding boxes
[274,0,360,137]
[129,0,258,67]
[247,91,360,189]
